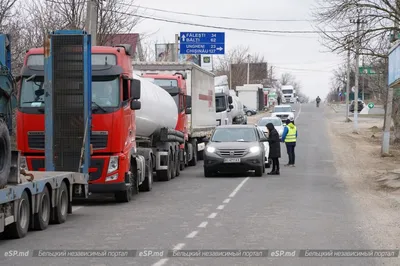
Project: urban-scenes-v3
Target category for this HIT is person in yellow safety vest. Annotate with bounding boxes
[281,118,297,167]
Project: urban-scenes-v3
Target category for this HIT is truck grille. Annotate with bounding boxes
[28,131,108,150]
[218,149,247,157]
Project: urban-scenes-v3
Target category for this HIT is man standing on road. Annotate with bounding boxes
[277,95,281,105]
[282,118,297,167]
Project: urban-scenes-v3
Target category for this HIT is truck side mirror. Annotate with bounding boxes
[130,100,141,110]
[229,104,234,109]
[186,95,192,108]
[130,79,141,100]
[228,96,233,104]
[185,107,191,114]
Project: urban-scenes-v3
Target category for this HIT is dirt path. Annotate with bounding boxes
[325,106,400,250]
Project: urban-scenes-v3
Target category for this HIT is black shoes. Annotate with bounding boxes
[267,170,280,175]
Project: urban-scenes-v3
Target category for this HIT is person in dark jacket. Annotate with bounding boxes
[277,95,281,105]
[266,123,281,175]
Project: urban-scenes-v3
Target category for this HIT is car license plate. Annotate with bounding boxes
[224,158,241,163]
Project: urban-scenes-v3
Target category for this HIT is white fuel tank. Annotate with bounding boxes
[133,74,178,137]
[229,90,244,118]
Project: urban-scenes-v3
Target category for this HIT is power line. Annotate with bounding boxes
[111,10,344,34]
[126,4,311,22]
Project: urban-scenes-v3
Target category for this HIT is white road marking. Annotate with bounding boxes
[223,198,231,204]
[208,212,218,218]
[186,231,198,238]
[295,104,302,121]
[152,258,169,266]
[217,205,225,210]
[229,177,250,198]
[152,243,186,266]
[198,221,208,228]
[72,206,83,212]
[173,243,185,250]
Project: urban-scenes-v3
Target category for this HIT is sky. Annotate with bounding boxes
[132,0,344,99]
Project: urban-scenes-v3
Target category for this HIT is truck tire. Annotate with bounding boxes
[34,186,51,230]
[0,121,11,188]
[188,139,197,166]
[51,181,68,224]
[175,150,180,177]
[170,151,176,179]
[139,162,153,192]
[5,191,30,239]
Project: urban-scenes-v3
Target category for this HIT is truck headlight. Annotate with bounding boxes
[206,146,216,153]
[107,156,119,174]
[250,146,260,153]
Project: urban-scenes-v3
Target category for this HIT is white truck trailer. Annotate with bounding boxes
[133,62,216,164]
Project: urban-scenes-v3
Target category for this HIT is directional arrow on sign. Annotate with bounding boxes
[181,35,186,42]
[216,47,223,51]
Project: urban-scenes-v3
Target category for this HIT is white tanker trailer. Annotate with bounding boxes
[229,90,246,124]
[133,74,184,182]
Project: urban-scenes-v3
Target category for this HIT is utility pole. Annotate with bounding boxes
[229,62,232,89]
[175,34,179,62]
[85,0,98,46]
[246,54,250,84]
[361,56,365,101]
[345,38,351,122]
[382,3,399,155]
[350,12,366,133]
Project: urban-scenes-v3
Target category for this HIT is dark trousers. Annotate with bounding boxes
[285,143,296,165]
[272,158,280,171]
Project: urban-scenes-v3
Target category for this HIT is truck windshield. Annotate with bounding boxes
[215,95,227,112]
[152,79,178,87]
[282,90,293,94]
[19,76,120,108]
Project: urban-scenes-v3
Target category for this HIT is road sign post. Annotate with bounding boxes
[179,32,225,55]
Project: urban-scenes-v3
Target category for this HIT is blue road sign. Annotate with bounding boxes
[179,32,225,55]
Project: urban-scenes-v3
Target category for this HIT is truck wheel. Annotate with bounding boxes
[170,151,176,179]
[34,186,51,230]
[188,139,197,166]
[51,181,68,224]
[175,151,180,177]
[139,162,153,192]
[5,191,30,239]
[0,121,11,188]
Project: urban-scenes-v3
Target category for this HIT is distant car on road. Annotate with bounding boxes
[349,100,364,113]
[270,104,295,122]
[244,105,257,116]
[203,125,268,177]
[256,116,284,138]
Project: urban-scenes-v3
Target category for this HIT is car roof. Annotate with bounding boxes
[259,116,281,121]
[275,104,291,107]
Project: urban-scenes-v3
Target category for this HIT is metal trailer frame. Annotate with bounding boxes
[0,30,90,239]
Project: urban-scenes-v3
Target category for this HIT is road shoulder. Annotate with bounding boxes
[325,106,400,250]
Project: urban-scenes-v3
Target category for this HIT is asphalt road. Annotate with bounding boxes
[0,103,396,266]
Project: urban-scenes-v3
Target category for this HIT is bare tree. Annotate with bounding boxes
[214,45,268,89]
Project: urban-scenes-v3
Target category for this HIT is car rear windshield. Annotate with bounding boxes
[211,128,257,142]
[274,107,292,112]
[257,118,282,127]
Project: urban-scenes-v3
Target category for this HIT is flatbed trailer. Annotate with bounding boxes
[0,169,87,238]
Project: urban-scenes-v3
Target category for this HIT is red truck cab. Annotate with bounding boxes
[17,45,143,201]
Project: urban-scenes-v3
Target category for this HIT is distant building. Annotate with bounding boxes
[102,33,144,61]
